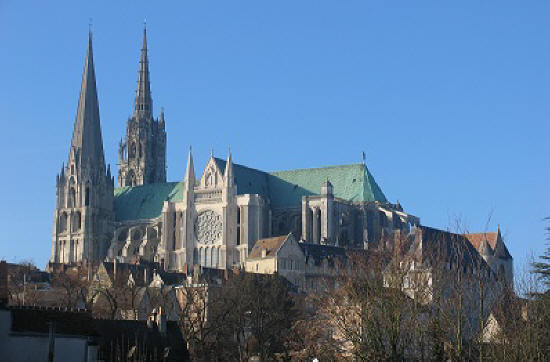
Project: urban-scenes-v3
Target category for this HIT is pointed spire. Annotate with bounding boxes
[493,230,512,259]
[70,31,105,171]
[224,148,234,186]
[134,24,152,117]
[184,146,195,188]
[159,107,165,124]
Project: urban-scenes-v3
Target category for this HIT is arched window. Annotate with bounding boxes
[236,207,241,245]
[84,186,90,206]
[127,171,136,187]
[69,187,76,208]
[213,247,219,267]
[129,142,136,159]
[193,248,199,265]
[200,248,206,266]
[138,143,143,158]
[206,247,212,267]
[59,212,68,232]
[74,211,82,231]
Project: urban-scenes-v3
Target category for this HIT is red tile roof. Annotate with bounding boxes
[464,232,498,251]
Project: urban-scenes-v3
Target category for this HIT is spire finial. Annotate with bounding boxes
[134,22,152,116]
[88,18,92,34]
[362,151,366,165]
[211,147,214,158]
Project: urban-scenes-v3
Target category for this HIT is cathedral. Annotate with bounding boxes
[49,29,512,284]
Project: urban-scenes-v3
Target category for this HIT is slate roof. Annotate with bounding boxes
[94,319,187,361]
[114,159,387,221]
[10,306,96,336]
[299,243,347,266]
[7,306,188,360]
[412,226,494,274]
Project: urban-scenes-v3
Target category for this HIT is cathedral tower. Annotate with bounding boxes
[118,26,167,187]
[51,32,114,264]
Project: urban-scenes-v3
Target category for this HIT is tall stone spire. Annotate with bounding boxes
[184,147,195,188]
[118,25,166,187]
[51,32,114,266]
[70,31,105,171]
[134,25,152,117]
[224,149,234,187]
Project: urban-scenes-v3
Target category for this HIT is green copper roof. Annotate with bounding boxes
[269,163,387,208]
[213,158,270,198]
[114,182,184,221]
[113,160,387,221]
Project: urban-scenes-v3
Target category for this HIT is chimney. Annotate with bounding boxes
[0,261,8,307]
[261,248,267,258]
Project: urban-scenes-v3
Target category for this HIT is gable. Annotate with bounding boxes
[248,235,288,259]
[200,157,225,189]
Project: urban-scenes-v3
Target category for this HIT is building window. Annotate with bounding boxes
[69,187,76,208]
[85,187,90,206]
[237,206,241,245]
[129,142,136,159]
[74,211,81,231]
[59,212,68,232]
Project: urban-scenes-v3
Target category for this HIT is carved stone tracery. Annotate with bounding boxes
[195,210,222,244]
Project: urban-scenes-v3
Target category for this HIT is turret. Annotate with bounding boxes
[321,179,333,197]
[224,149,234,188]
[183,147,195,198]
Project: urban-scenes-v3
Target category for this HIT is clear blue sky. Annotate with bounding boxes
[0,1,548,273]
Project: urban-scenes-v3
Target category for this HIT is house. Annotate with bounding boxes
[245,233,305,288]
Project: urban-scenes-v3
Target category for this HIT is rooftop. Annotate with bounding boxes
[114,159,388,222]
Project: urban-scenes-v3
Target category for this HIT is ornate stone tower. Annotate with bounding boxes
[51,33,114,264]
[118,26,166,187]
